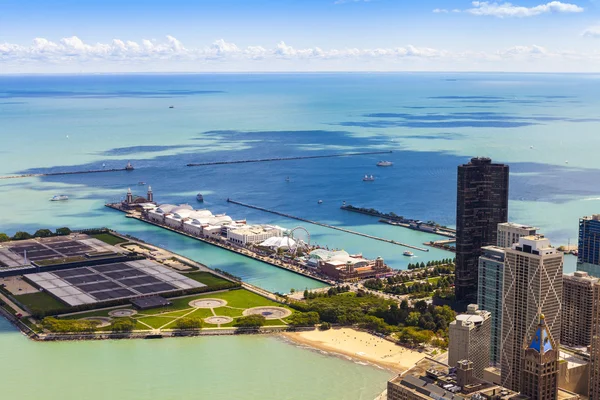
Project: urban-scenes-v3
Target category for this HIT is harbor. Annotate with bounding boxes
[186,150,392,167]
[227,199,430,252]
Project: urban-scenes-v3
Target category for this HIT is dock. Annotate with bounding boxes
[105,203,333,285]
[0,163,135,180]
[226,199,429,252]
[186,150,393,167]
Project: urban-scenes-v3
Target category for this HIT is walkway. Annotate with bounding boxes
[0,293,31,317]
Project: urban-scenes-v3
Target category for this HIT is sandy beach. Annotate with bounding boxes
[281,328,426,372]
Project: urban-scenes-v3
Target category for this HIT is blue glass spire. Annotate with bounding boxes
[528,314,554,354]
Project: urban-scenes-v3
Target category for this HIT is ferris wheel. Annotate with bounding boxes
[285,226,310,256]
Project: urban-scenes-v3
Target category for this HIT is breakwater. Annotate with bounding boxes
[341,204,456,238]
[186,150,392,167]
[105,203,333,285]
[227,199,429,252]
[0,167,133,180]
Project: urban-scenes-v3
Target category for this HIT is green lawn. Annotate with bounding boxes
[59,289,292,332]
[14,292,67,314]
[184,271,231,287]
[91,233,128,246]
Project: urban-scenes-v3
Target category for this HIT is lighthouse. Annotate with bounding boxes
[126,188,133,204]
[147,186,153,202]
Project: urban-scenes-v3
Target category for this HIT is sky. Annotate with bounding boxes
[1,0,600,73]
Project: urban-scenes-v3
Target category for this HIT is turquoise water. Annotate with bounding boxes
[0,319,392,400]
[1,73,598,398]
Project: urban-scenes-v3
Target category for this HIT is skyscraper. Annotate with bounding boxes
[500,235,563,392]
[456,157,509,303]
[497,222,538,249]
[577,215,600,278]
[521,314,559,400]
[478,245,505,365]
[448,304,491,378]
[561,271,597,347]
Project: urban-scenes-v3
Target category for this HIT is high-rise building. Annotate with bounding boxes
[561,271,597,347]
[521,314,559,400]
[577,215,600,278]
[456,157,509,302]
[500,235,563,392]
[589,282,600,400]
[448,304,492,378]
[497,222,538,248]
[478,245,505,365]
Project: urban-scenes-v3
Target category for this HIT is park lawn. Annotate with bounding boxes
[91,233,128,246]
[137,316,179,329]
[211,307,244,318]
[184,271,231,287]
[195,289,291,310]
[177,307,214,320]
[14,292,68,314]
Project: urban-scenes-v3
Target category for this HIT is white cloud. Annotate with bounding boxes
[2,35,600,72]
[583,25,600,38]
[434,1,584,17]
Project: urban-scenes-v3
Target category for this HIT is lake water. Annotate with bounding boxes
[1,73,598,398]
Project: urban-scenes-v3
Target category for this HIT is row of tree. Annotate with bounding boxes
[0,227,72,242]
[406,258,455,270]
[303,285,351,300]
[41,316,136,333]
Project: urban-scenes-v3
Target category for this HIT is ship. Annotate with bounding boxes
[403,251,414,257]
[50,195,69,201]
[125,162,134,171]
[196,193,204,202]
[376,161,393,167]
[362,175,375,181]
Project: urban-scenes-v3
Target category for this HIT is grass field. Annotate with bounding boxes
[14,292,67,313]
[184,271,231,287]
[91,233,128,246]
[62,289,293,331]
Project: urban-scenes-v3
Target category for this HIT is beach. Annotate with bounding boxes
[282,328,426,372]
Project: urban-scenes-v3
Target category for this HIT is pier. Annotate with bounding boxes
[0,163,135,180]
[186,150,393,167]
[226,199,429,252]
[105,203,333,285]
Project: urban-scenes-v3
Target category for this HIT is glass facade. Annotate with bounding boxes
[577,216,600,278]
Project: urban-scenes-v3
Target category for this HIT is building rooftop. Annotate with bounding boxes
[498,222,538,230]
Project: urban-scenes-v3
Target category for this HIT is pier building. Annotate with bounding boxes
[307,249,390,281]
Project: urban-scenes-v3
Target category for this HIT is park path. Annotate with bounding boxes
[0,293,30,317]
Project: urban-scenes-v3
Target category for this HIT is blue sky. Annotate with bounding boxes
[1,0,600,72]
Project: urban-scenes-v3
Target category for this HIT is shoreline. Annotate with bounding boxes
[281,327,426,373]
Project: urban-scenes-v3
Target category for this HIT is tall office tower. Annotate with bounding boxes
[448,304,492,378]
[591,283,600,400]
[456,157,509,303]
[577,215,600,278]
[521,315,559,400]
[497,222,538,248]
[477,245,505,365]
[500,235,563,391]
[561,271,597,347]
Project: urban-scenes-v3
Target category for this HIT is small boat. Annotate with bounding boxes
[285,177,290,182]
[376,161,393,167]
[125,162,134,171]
[137,181,146,186]
[50,195,69,201]
[403,251,414,257]
[362,175,375,182]
[196,193,204,202]
[169,106,174,109]
[318,200,323,204]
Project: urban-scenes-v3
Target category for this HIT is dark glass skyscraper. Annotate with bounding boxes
[456,157,509,302]
[577,215,600,278]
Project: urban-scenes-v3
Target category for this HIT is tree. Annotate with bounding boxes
[0,233,9,242]
[34,229,53,238]
[406,311,421,326]
[319,322,332,330]
[303,289,309,299]
[55,227,71,236]
[235,315,266,328]
[110,318,135,332]
[174,317,203,330]
[12,231,32,240]
[288,312,320,326]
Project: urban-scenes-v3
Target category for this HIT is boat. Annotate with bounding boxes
[196,193,204,202]
[318,200,323,204]
[403,251,414,257]
[285,177,290,182]
[362,175,375,181]
[169,106,174,109]
[125,162,134,171]
[137,181,146,186]
[376,161,393,167]
[50,195,69,201]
